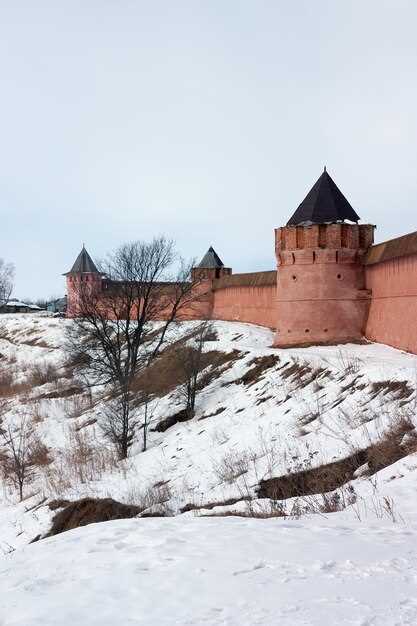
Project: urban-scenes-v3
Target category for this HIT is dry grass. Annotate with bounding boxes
[131,343,240,400]
[29,437,52,467]
[0,367,32,398]
[45,497,142,538]
[180,497,242,514]
[212,449,251,484]
[369,380,414,402]
[259,413,417,502]
[0,369,15,397]
[35,383,84,401]
[154,407,192,433]
[366,415,416,475]
[43,427,118,498]
[199,406,226,420]
[279,359,330,389]
[64,393,93,419]
[126,481,172,516]
[336,349,362,376]
[197,349,243,388]
[258,450,367,500]
[236,354,280,387]
[205,506,286,519]
[26,362,59,387]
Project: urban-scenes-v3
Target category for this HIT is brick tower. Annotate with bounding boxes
[274,169,375,347]
[189,247,232,319]
[191,246,232,281]
[64,246,103,317]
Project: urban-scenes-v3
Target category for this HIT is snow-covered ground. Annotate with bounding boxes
[1,314,417,624]
[1,516,417,625]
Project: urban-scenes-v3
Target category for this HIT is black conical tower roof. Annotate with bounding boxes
[64,246,100,275]
[197,246,224,269]
[287,169,360,226]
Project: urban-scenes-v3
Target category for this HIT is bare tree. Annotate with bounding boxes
[139,382,160,453]
[67,237,203,459]
[0,259,14,307]
[175,321,213,419]
[0,416,37,501]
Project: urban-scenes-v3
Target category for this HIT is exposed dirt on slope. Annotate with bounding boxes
[236,354,280,386]
[258,418,417,500]
[45,497,142,538]
[258,451,367,500]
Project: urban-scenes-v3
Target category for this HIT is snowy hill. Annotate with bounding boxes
[1,314,417,624]
[2,516,417,626]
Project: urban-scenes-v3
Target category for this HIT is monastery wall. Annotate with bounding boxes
[211,271,277,329]
[364,232,417,354]
[65,229,417,355]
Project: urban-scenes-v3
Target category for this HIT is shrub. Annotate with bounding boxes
[128,481,172,511]
[213,449,251,484]
[27,361,59,387]
[0,368,14,397]
[43,427,117,498]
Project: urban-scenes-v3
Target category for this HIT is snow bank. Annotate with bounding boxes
[1,517,417,625]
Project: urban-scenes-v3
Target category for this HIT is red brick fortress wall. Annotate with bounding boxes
[211,271,277,329]
[364,232,417,354]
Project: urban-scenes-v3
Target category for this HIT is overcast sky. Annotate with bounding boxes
[1,0,417,299]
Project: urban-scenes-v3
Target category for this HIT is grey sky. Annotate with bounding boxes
[1,0,417,299]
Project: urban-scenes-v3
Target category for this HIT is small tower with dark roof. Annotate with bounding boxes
[64,246,100,275]
[64,246,103,317]
[191,246,232,281]
[274,169,375,347]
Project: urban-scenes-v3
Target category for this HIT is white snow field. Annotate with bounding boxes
[1,516,417,626]
[1,314,417,624]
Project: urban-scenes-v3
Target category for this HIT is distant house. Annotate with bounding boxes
[0,300,43,314]
[47,296,67,314]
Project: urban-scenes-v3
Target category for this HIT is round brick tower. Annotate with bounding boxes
[274,170,375,347]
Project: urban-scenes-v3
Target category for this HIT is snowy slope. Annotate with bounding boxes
[0,314,417,540]
[1,516,417,626]
[1,314,417,625]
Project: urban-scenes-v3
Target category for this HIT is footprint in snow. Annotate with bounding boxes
[232,561,266,576]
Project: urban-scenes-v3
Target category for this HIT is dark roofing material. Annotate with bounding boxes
[364,230,417,265]
[66,247,100,274]
[214,270,276,290]
[287,169,360,226]
[198,247,224,269]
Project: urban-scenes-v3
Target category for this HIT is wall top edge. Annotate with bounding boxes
[365,230,417,265]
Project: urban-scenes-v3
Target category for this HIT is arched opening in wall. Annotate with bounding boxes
[292,275,297,281]
[305,329,310,333]
[337,273,342,279]
[215,269,221,279]
[324,328,328,333]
